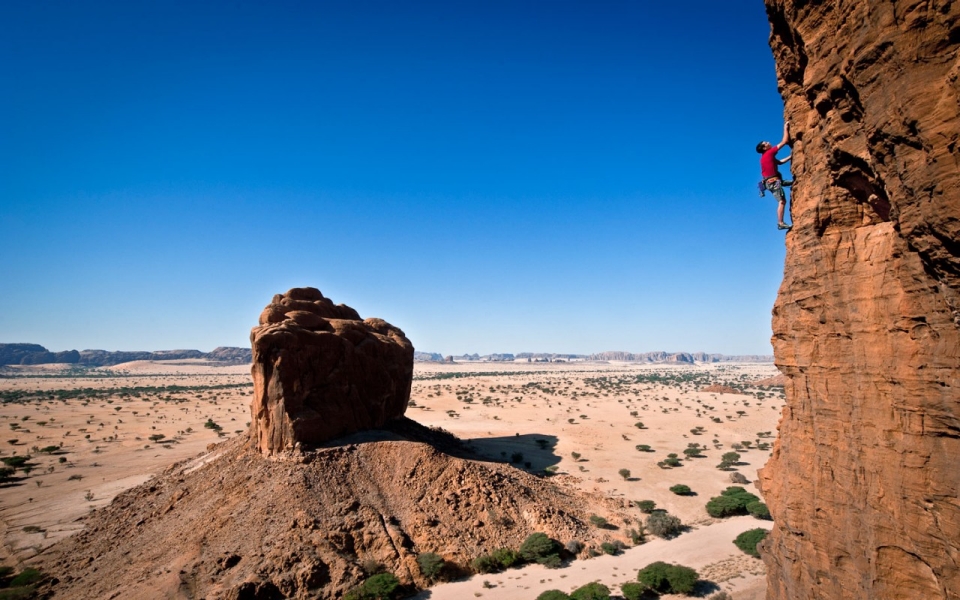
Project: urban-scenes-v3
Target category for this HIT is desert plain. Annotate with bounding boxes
[0,358,784,599]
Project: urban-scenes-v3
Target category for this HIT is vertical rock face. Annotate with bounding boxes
[250,287,414,455]
[758,2,960,599]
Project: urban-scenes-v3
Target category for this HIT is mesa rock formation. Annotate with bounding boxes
[250,287,414,455]
[758,2,960,599]
[36,289,628,599]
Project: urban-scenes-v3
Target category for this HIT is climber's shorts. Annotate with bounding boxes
[765,178,786,202]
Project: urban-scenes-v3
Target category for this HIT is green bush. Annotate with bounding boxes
[492,547,521,569]
[646,511,683,539]
[618,468,631,480]
[620,581,646,600]
[636,561,698,595]
[8,568,42,587]
[536,591,571,600]
[416,552,445,581]
[520,532,559,562]
[669,484,692,495]
[634,500,656,513]
[0,587,37,600]
[734,528,769,557]
[746,501,771,520]
[570,582,610,600]
[344,573,400,600]
[706,487,761,518]
[600,541,623,555]
[589,515,608,528]
[705,495,745,518]
[538,554,562,569]
[471,554,501,574]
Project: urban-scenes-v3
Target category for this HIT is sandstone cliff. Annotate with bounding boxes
[758,2,960,599]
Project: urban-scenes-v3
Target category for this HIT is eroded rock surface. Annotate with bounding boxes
[759,2,960,599]
[36,424,627,600]
[250,287,414,455]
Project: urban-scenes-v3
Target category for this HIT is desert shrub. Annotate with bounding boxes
[669,484,692,495]
[0,588,36,600]
[729,471,749,484]
[344,573,400,600]
[709,592,733,600]
[491,547,521,569]
[618,468,631,480]
[416,552,445,581]
[646,511,683,539]
[705,495,745,518]
[734,528,769,557]
[539,554,563,569]
[636,561,699,595]
[536,591,571,600]
[634,500,656,513]
[510,452,524,463]
[627,527,644,545]
[706,487,761,518]
[746,501,771,520]
[471,554,501,574]
[721,451,741,464]
[663,456,682,467]
[571,452,581,461]
[0,467,14,483]
[571,582,611,600]
[520,532,559,562]
[8,568,43,588]
[600,542,619,555]
[588,515,608,528]
[635,444,653,452]
[565,539,583,555]
[0,457,28,468]
[620,581,646,600]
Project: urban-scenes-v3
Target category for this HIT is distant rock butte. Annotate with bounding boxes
[249,287,414,455]
[760,2,960,599]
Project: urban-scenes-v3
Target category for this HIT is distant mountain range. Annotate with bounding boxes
[414,351,773,363]
[2,343,770,368]
[0,343,252,367]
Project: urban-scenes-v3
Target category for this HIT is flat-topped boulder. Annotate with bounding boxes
[249,287,414,455]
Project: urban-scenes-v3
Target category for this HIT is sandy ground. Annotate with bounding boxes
[0,359,783,599]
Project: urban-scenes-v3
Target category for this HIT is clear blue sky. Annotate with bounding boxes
[1,1,790,356]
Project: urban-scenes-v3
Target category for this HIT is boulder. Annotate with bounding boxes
[249,287,414,455]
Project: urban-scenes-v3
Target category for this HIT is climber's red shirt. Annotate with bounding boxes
[761,145,781,179]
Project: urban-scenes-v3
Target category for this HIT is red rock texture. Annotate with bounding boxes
[250,288,414,455]
[758,2,960,599]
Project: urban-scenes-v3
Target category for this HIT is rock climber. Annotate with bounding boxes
[757,123,793,230]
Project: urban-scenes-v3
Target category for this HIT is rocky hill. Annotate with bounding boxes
[0,343,80,366]
[0,344,252,367]
[36,421,624,600]
[758,2,960,599]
